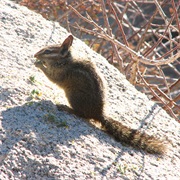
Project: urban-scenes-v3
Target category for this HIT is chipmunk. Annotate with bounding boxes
[34,35,166,154]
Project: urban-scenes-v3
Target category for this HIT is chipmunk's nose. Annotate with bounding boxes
[34,53,37,58]
[34,50,42,58]
[34,52,39,58]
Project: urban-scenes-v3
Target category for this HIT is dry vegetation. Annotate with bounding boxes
[14,0,180,121]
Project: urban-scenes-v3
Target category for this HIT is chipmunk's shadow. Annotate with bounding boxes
[1,99,127,154]
[2,100,95,146]
[1,100,143,179]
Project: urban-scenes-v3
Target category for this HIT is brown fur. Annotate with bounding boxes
[34,35,166,154]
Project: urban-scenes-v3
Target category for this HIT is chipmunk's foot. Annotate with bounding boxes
[34,60,43,68]
[56,104,75,115]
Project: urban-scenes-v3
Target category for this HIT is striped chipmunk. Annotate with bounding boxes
[34,35,167,154]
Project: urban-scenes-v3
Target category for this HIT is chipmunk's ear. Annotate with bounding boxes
[60,35,73,57]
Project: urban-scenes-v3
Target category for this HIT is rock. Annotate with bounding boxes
[0,0,179,179]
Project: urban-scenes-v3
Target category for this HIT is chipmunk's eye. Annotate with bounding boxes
[44,49,52,54]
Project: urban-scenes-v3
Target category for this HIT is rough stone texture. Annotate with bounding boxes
[0,0,179,179]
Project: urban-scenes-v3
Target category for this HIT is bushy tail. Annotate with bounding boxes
[100,116,166,154]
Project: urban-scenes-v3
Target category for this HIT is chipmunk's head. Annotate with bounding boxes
[34,35,73,67]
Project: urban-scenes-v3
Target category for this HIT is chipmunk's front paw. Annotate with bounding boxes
[34,60,43,68]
